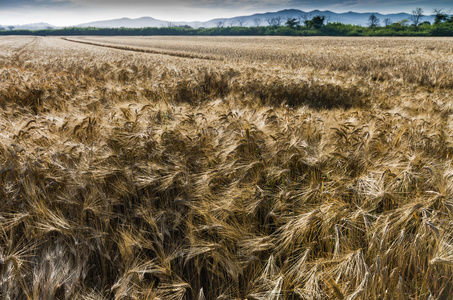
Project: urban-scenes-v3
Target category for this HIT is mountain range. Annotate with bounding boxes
[1,22,57,30]
[1,9,437,30]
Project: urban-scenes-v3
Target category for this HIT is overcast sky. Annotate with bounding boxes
[0,0,452,26]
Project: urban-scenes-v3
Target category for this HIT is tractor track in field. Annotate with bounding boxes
[61,37,223,61]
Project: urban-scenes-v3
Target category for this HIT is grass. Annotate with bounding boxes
[0,35,453,299]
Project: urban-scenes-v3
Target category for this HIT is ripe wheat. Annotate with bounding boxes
[0,36,452,299]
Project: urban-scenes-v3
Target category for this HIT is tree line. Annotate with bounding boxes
[1,8,453,36]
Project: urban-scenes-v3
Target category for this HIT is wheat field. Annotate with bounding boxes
[1,36,453,299]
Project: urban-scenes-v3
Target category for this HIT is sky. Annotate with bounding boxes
[0,0,452,26]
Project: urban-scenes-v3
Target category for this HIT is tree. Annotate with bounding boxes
[324,15,332,24]
[215,20,225,28]
[253,18,262,27]
[285,18,299,28]
[266,17,283,27]
[433,9,449,24]
[368,14,380,28]
[237,19,247,27]
[410,7,424,26]
[397,19,410,27]
[298,14,310,26]
[383,18,392,27]
[266,18,273,26]
[305,15,325,29]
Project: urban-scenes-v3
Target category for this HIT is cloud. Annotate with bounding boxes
[285,0,453,9]
[0,0,74,8]
[71,0,257,8]
[2,0,453,12]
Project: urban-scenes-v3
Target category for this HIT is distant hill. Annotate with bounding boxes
[77,17,169,29]
[0,22,57,30]
[1,9,437,31]
[76,17,205,29]
[76,9,436,28]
